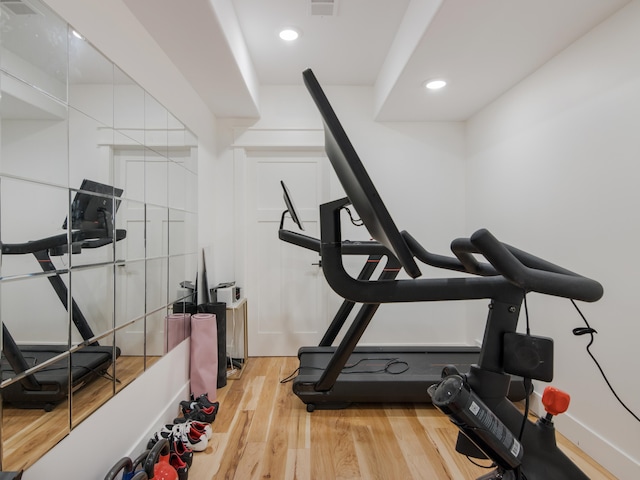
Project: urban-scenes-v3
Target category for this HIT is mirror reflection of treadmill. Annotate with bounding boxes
[0,179,126,411]
[294,70,528,411]
[279,180,481,411]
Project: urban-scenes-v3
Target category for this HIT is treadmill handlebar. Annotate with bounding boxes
[279,228,391,256]
[468,228,603,302]
[1,228,127,255]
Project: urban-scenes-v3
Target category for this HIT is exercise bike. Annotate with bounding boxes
[302,67,603,480]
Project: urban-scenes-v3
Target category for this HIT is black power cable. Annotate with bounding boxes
[518,293,532,442]
[570,299,640,423]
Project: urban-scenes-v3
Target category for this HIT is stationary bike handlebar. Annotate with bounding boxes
[461,228,603,302]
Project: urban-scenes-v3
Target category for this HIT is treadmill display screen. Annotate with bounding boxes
[63,179,123,230]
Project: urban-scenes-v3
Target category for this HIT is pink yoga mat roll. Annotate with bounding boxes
[190,313,218,400]
[165,313,191,353]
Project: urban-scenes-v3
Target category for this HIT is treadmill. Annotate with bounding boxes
[290,71,530,411]
[0,179,126,410]
[279,181,491,411]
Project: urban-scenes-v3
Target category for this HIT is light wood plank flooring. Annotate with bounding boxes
[188,356,616,480]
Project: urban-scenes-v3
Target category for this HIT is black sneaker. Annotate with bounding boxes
[182,393,218,411]
[177,402,219,424]
[194,393,218,409]
[170,452,189,480]
[171,438,193,467]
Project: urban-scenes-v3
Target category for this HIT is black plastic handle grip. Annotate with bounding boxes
[469,228,603,302]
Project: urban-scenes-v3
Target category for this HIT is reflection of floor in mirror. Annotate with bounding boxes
[1,355,159,472]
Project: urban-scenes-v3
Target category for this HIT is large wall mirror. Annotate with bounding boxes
[0,0,198,471]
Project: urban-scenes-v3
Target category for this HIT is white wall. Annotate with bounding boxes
[466,2,640,478]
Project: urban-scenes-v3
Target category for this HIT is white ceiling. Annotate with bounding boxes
[124,0,631,121]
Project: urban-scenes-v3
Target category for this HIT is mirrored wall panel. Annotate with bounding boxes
[0,0,198,471]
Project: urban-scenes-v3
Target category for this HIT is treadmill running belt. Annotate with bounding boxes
[294,346,480,409]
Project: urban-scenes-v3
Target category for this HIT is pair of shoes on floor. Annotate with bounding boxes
[176,400,219,424]
[148,421,208,452]
[173,418,212,440]
[182,392,217,409]
[180,393,219,414]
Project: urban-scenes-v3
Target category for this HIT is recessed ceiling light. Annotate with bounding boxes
[71,30,83,40]
[279,28,300,41]
[425,79,447,90]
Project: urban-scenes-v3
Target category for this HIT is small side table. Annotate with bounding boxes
[226,297,248,379]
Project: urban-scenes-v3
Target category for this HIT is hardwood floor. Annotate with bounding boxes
[2,356,617,478]
[189,356,616,480]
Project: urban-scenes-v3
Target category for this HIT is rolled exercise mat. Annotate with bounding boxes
[173,302,196,339]
[190,313,218,400]
[165,313,191,353]
[198,302,227,388]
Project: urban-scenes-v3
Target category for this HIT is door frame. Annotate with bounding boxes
[232,128,329,356]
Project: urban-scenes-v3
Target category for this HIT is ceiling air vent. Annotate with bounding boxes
[0,0,41,16]
[310,0,337,17]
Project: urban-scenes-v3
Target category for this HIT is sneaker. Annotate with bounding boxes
[170,452,189,480]
[179,394,211,414]
[173,419,212,439]
[177,403,219,424]
[146,424,174,449]
[171,422,207,452]
[193,393,218,409]
[171,438,193,467]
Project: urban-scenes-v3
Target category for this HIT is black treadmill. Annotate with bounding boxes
[0,179,126,410]
[279,181,486,411]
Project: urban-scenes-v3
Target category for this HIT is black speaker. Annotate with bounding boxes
[503,332,554,382]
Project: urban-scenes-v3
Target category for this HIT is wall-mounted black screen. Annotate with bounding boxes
[281,180,305,231]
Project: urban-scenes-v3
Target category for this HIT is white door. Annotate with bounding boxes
[245,150,330,356]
